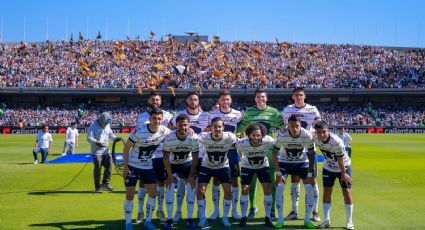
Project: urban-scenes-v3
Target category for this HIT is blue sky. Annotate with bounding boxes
[0,0,424,47]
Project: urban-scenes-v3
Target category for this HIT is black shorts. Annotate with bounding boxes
[241,167,271,185]
[169,161,192,179]
[227,149,240,177]
[198,166,231,184]
[322,167,352,189]
[125,165,157,187]
[279,162,310,179]
[153,158,166,181]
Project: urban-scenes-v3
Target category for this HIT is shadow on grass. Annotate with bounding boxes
[27,190,125,195]
[28,218,342,229]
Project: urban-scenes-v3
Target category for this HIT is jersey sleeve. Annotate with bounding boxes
[313,106,321,120]
[129,130,140,143]
[273,109,285,129]
[191,135,200,153]
[236,110,251,134]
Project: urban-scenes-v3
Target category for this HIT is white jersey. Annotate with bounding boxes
[163,131,199,164]
[208,108,242,133]
[173,108,209,158]
[36,131,53,148]
[128,124,171,169]
[136,109,173,158]
[65,127,79,143]
[199,132,237,169]
[236,135,275,169]
[136,109,174,127]
[314,133,351,172]
[275,128,314,163]
[281,104,321,131]
[337,132,352,147]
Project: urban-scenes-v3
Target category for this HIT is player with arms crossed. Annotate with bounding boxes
[272,115,318,229]
[163,114,199,229]
[281,87,321,222]
[236,123,275,227]
[122,108,171,230]
[197,117,238,228]
[314,121,354,230]
[208,90,242,220]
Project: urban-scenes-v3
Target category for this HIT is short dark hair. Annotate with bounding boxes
[186,91,199,99]
[245,123,267,137]
[292,87,305,94]
[149,108,163,116]
[314,121,329,130]
[255,87,267,95]
[211,117,223,126]
[70,122,76,126]
[41,124,49,129]
[218,89,231,99]
[149,92,161,99]
[175,114,190,123]
[288,115,301,123]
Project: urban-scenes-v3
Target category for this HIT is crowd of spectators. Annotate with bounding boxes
[1,39,424,89]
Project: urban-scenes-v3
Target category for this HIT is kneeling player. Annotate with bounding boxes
[273,115,317,229]
[314,121,354,230]
[197,117,237,228]
[163,114,199,229]
[122,108,170,230]
[236,123,275,227]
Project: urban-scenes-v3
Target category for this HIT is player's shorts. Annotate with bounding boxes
[279,162,310,179]
[227,149,240,177]
[198,166,231,184]
[125,165,157,186]
[241,166,271,185]
[153,158,166,181]
[322,166,352,189]
[169,161,192,179]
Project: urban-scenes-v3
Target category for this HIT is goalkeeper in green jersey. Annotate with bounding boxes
[236,88,285,220]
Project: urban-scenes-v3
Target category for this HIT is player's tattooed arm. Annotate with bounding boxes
[307,147,316,175]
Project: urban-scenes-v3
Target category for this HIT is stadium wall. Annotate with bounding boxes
[2,126,425,134]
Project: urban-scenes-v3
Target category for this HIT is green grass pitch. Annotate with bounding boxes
[0,133,424,229]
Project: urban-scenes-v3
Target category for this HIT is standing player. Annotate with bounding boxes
[236,124,275,227]
[197,117,238,228]
[313,121,354,230]
[170,91,209,222]
[208,90,242,220]
[135,92,173,223]
[122,108,171,230]
[236,88,285,219]
[62,122,79,155]
[272,115,317,229]
[32,125,53,164]
[163,114,199,229]
[281,87,321,222]
[337,127,353,158]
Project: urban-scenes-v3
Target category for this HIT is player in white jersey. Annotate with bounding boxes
[208,90,243,220]
[197,117,238,228]
[281,87,321,222]
[62,122,79,155]
[169,91,209,222]
[338,127,353,158]
[272,115,318,229]
[32,125,53,164]
[313,121,354,230]
[135,92,173,224]
[163,114,199,229]
[122,108,171,230]
[236,124,275,227]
